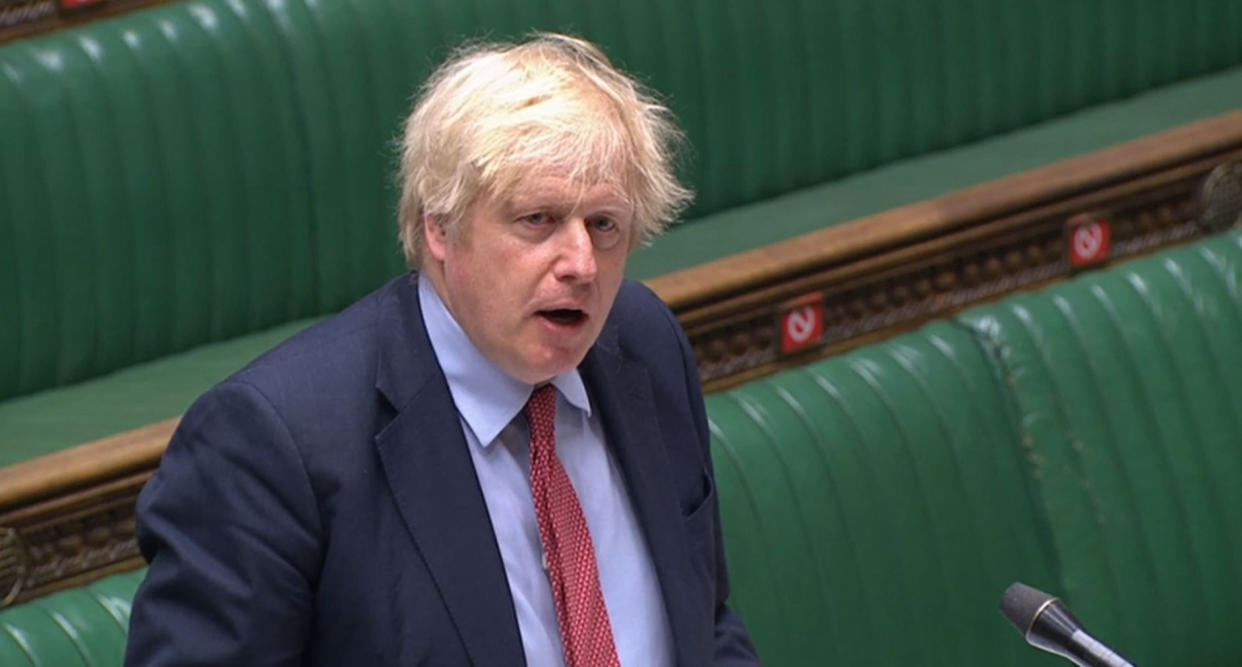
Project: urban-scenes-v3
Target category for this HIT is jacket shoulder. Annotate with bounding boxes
[605,280,694,374]
[193,275,420,443]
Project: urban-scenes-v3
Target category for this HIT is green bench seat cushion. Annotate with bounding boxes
[0,319,319,467]
[708,320,1055,665]
[957,230,1242,665]
[0,569,143,667]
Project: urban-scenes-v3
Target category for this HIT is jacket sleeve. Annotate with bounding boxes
[125,380,322,666]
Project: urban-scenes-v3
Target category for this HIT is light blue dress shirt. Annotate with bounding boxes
[418,276,673,667]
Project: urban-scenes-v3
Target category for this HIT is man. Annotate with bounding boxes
[126,33,759,666]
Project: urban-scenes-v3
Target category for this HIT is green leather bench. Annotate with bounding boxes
[711,317,1054,665]
[0,569,143,666]
[6,0,1242,462]
[956,232,1242,665]
[711,229,1242,665]
[4,230,1238,664]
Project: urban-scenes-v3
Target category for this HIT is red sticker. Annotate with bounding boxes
[1069,219,1110,267]
[780,298,824,353]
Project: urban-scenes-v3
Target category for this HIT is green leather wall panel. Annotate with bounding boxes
[0,569,142,667]
[5,0,1242,401]
[959,230,1242,665]
[708,321,1056,666]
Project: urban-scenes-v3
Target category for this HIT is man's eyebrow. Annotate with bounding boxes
[507,193,633,214]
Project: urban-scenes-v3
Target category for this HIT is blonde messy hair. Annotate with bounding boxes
[397,33,692,267]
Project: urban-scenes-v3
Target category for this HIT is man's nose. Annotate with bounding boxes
[553,219,598,282]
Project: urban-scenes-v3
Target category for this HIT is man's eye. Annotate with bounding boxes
[588,216,625,250]
[589,217,616,233]
[521,212,552,226]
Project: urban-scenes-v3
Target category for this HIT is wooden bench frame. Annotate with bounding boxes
[0,0,169,44]
[2,109,1241,608]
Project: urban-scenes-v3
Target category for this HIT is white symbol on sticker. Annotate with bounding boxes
[1073,223,1103,259]
[786,307,818,344]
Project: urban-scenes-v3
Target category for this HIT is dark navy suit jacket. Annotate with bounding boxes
[125,274,758,666]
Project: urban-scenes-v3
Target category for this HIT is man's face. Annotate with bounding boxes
[425,172,633,384]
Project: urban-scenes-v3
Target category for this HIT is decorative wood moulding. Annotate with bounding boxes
[2,111,1242,608]
[0,418,175,607]
[0,0,169,44]
[650,109,1242,392]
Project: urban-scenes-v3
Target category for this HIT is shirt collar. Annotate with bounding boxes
[418,275,591,448]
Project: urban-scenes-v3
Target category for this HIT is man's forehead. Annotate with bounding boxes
[503,171,632,210]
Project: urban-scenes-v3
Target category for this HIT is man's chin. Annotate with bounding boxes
[510,346,592,384]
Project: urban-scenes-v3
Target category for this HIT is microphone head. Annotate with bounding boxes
[1000,582,1055,635]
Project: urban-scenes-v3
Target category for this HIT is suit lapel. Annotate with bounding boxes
[372,276,525,666]
[580,341,703,667]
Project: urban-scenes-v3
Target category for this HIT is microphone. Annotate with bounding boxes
[999,582,1136,667]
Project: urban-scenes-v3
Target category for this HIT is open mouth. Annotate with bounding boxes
[539,309,587,326]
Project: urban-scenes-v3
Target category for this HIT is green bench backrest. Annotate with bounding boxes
[709,320,1056,665]
[959,231,1242,665]
[6,0,1242,402]
[708,231,1242,665]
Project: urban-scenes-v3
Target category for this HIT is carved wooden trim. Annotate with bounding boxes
[0,526,25,607]
[650,109,1242,391]
[0,0,171,44]
[2,111,1242,608]
[0,474,149,606]
[0,418,175,607]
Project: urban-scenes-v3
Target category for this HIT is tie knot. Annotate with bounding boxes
[525,384,558,443]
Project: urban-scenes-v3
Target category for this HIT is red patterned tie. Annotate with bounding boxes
[525,384,621,667]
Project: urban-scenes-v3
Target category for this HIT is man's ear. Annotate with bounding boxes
[423,214,449,262]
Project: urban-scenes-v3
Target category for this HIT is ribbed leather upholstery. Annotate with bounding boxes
[0,569,142,666]
[5,0,1242,402]
[708,230,1242,665]
[0,1,409,402]
[708,321,1056,665]
[959,230,1242,666]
